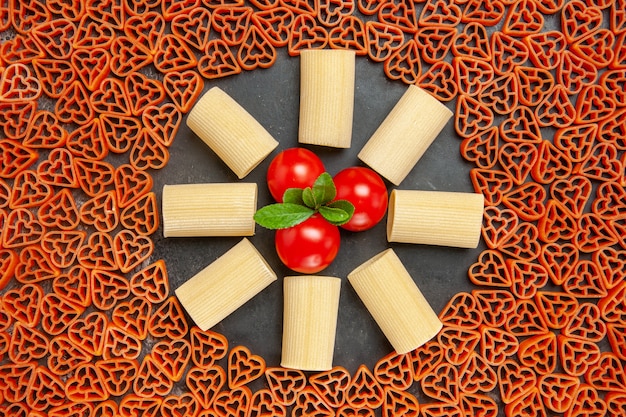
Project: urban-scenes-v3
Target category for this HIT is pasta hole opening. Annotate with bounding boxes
[386,189,397,242]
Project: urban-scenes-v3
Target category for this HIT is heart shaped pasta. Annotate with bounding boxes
[421,362,459,404]
[15,244,60,284]
[170,8,211,51]
[125,72,166,116]
[458,352,497,394]
[110,36,152,77]
[438,292,482,330]
[197,39,242,79]
[473,290,516,329]
[71,48,110,91]
[148,296,188,339]
[80,192,118,232]
[40,293,84,336]
[152,339,191,382]
[497,360,537,403]
[228,345,266,389]
[65,363,109,403]
[418,0,460,28]
[438,327,481,366]
[111,297,151,340]
[68,311,108,356]
[154,34,197,73]
[75,17,115,49]
[91,270,131,311]
[517,332,557,375]
[0,63,42,101]
[502,0,544,36]
[113,230,153,273]
[186,365,226,408]
[52,265,91,307]
[506,299,548,336]
[373,351,414,391]
[130,260,170,304]
[124,11,165,54]
[455,94,495,139]
[265,367,307,406]
[9,322,49,363]
[103,326,142,361]
[27,366,66,411]
[418,61,458,102]
[48,335,93,375]
[134,355,174,398]
[96,358,139,397]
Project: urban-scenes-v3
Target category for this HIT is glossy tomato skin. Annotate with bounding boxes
[267,148,325,202]
[275,214,340,274]
[333,167,388,232]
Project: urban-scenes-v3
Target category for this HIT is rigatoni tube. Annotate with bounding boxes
[387,189,484,249]
[187,87,278,179]
[175,238,277,331]
[162,183,257,238]
[299,49,355,148]
[358,85,453,185]
[281,276,341,371]
[347,249,442,354]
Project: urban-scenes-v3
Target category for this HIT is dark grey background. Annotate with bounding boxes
[152,48,483,373]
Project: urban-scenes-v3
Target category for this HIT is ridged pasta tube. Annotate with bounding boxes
[348,249,442,354]
[187,87,278,179]
[387,189,484,248]
[162,183,257,237]
[298,49,355,148]
[175,238,277,331]
[281,276,341,371]
[358,85,453,185]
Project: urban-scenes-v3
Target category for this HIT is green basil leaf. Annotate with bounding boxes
[312,172,336,206]
[282,188,304,205]
[327,200,355,218]
[319,206,350,226]
[253,203,314,229]
[302,187,316,208]
[325,200,355,225]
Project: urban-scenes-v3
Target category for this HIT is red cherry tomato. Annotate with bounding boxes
[333,167,388,232]
[267,148,325,202]
[275,214,340,274]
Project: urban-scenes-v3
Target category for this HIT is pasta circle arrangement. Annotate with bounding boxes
[0,2,624,417]
[177,52,467,366]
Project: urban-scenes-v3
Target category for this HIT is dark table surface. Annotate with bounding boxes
[151,48,483,374]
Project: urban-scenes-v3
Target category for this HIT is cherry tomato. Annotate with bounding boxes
[275,214,340,274]
[333,167,388,232]
[267,148,325,202]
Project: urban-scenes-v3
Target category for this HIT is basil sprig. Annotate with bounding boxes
[254,173,355,229]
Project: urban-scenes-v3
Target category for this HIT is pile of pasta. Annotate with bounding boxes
[1,0,626,416]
